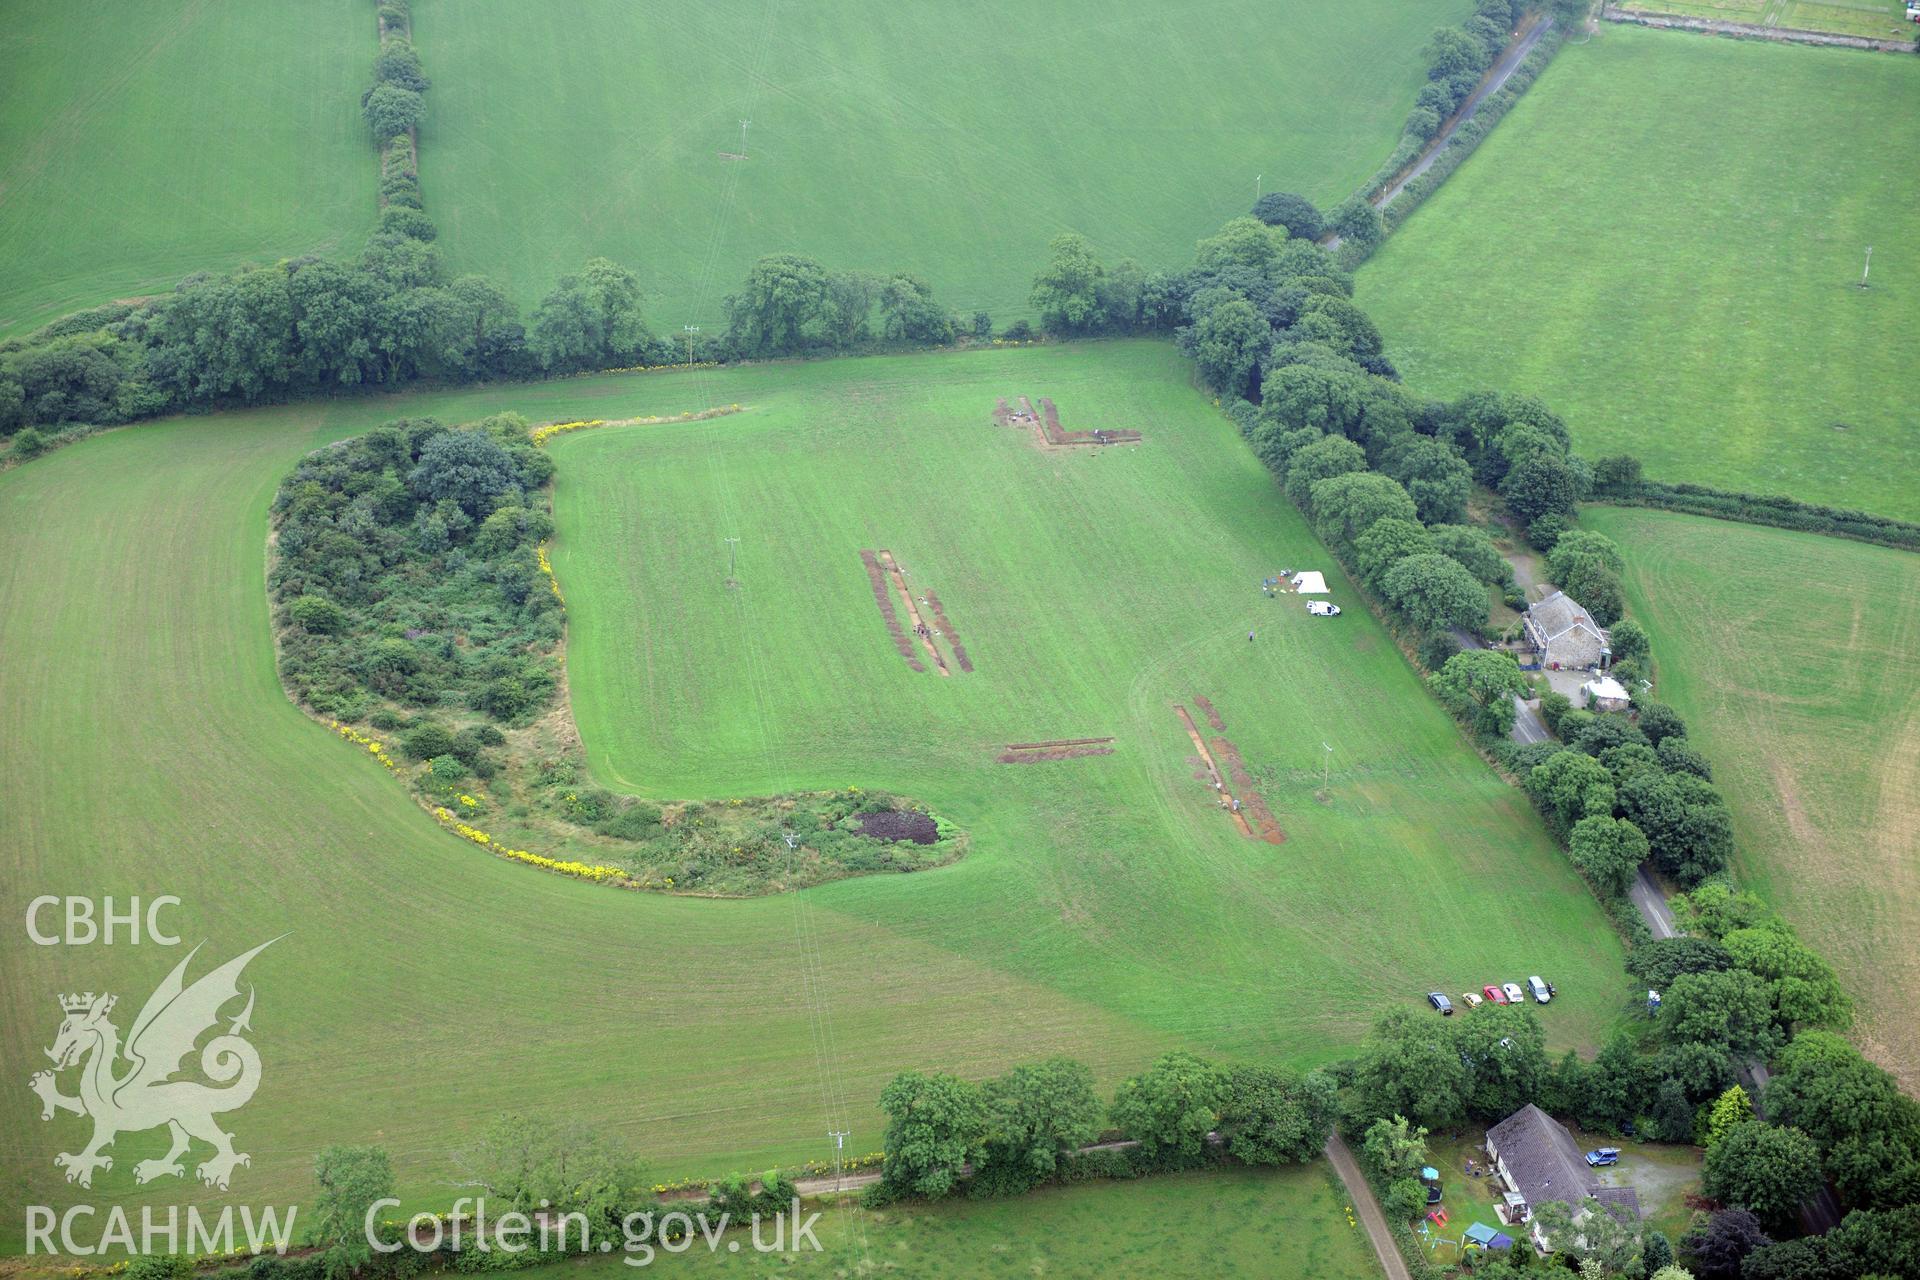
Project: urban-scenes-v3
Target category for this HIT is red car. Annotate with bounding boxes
[1483,984,1508,1005]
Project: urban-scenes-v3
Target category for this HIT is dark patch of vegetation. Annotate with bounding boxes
[855,809,940,844]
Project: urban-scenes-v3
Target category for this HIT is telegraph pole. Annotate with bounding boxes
[1255,173,1262,203]
[724,536,740,588]
[682,324,699,368]
[1860,246,1873,289]
[827,1131,849,1192]
[739,118,751,158]
[1322,741,1333,789]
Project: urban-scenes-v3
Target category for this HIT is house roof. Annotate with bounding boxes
[1486,1104,1639,1218]
[1525,591,1606,645]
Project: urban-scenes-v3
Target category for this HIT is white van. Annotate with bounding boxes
[1527,975,1551,1004]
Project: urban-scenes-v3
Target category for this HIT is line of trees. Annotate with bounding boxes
[364,0,427,161]
[867,1051,1337,1206]
[1514,689,1738,891]
[1026,212,1590,666]
[0,238,990,453]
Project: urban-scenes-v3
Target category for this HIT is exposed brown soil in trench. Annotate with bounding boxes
[1174,700,1286,844]
[999,736,1115,764]
[994,395,1143,449]
[860,550,925,672]
[923,590,972,672]
[878,549,949,675]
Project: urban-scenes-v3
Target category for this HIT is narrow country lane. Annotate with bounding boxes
[1325,1132,1414,1280]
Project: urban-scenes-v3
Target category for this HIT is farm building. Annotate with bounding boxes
[1523,591,1609,670]
[1485,1104,1639,1252]
[1581,676,1631,713]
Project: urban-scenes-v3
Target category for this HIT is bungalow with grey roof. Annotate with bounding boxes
[1485,1104,1640,1253]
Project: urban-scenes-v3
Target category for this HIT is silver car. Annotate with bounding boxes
[1527,976,1551,1004]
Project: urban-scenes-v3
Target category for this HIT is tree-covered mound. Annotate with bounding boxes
[268,414,960,895]
[272,413,561,722]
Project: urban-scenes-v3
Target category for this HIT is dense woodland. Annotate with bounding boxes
[271,414,560,724]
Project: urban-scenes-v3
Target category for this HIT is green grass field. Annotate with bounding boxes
[1356,27,1920,520]
[0,344,1629,1248]
[518,1166,1375,1278]
[418,0,1467,326]
[0,0,375,339]
[1584,507,1920,1092]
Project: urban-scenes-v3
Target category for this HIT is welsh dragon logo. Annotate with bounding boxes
[29,939,278,1190]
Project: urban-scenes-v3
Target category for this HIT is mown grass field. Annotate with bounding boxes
[1356,27,1920,520]
[0,344,1628,1248]
[1584,507,1920,1091]
[0,0,375,339]
[419,0,1468,325]
[522,1166,1375,1278]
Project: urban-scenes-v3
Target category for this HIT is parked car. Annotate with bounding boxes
[1483,984,1506,1004]
[1460,991,1483,1008]
[1307,601,1341,617]
[1428,992,1454,1016]
[1502,982,1525,1005]
[1527,975,1551,1004]
[1585,1149,1620,1167]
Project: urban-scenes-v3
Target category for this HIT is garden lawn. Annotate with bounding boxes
[417,0,1466,326]
[1356,26,1920,520]
[0,343,1627,1252]
[0,0,375,339]
[517,1165,1377,1278]
[1585,506,1920,1091]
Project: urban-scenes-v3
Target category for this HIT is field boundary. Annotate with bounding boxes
[1588,485,1920,553]
[1329,14,1563,265]
[1601,3,1918,50]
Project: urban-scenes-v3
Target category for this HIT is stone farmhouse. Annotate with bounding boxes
[1523,590,1609,670]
